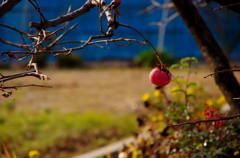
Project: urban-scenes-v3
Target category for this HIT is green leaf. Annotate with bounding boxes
[181,62,189,67]
[187,82,197,88]
[186,94,194,98]
[169,64,180,70]
[180,57,198,64]
[171,89,185,93]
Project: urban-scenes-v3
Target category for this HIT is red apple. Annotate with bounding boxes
[149,65,172,86]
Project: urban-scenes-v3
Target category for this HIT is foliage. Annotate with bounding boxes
[56,54,82,68]
[35,54,49,68]
[118,57,240,158]
[0,109,137,158]
[134,49,176,67]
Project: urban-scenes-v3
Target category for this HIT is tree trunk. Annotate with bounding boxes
[171,0,240,114]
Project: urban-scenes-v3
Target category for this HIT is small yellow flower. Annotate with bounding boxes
[28,150,40,158]
[153,90,161,98]
[158,121,166,132]
[157,112,164,121]
[205,99,213,107]
[216,95,226,106]
[171,86,180,97]
[234,151,239,156]
[142,93,151,102]
[187,88,194,95]
[151,116,157,122]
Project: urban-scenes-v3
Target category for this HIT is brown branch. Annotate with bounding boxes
[29,1,95,30]
[214,3,240,11]
[0,37,146,58]
[0,70,50,83]
[1,84,52,90]
[45,23,78,49]
[0,23,29,36]
[204,68,240,78]
[168,114,240,127]
[0,38,32,51]
[0,0,22,18]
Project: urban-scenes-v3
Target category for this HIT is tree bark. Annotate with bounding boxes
[0,0,22,18]
[171,0,240,114]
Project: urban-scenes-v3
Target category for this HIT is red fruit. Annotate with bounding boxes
[149,65,172,86]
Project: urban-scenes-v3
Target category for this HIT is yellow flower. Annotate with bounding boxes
[151,116,157,122]
[171,86,180,97]
[153,90,161,98]
[158,121,166,132]
[187,88,194,95]
[205,99,213,107]
[142,93,151,102]
[157,112,164,121]
[234,151,239,156]
[28,150,40,158]
[216,95,226,106]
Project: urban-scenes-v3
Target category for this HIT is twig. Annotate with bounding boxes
[29,1,95,29]
[45,23,78,49]
[0,23,29,36]
[119,23,163,65]
[214,3,240,11]
[204,68,240,78]
[168,114,240,127]
[1,84,52,90]
[0,38,32,51]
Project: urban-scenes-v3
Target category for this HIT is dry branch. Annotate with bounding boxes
[0,0,22,17]
[29,1,95,30]
[168,114,240,127]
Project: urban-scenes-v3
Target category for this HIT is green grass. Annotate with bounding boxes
[0,109,138,157]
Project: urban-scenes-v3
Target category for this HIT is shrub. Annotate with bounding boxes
[134,49,176,67]
[35,54,48,68]
[56,54,82,68]
[118,57,240,158]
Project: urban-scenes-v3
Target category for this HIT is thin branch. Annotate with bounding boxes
[119,23,163,65]
[0,37,146,58]
[0,70,50,83]
[45,23,78,49]
[29,1,95,30]
[0,23,29,36]
[1,84,52,90]
[214,3,240,11]
[204,68,240,78]
[0,38,32,51]
[168,114,240,127]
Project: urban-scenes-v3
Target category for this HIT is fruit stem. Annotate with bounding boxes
[118,23,163,65]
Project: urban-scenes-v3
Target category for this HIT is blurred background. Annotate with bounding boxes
[1,0,240,63]
[1,0,240,158]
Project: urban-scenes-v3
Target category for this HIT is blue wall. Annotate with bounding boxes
[0,0,240,61]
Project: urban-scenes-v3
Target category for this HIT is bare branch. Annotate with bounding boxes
[1,84,52,90]
[29,1,95,30]
[204,68,240,78]
[214,3,240,11]
[0,23,29,36]
[0,38,32,51]
[168,114,240,127]
[0,70,50,83]
[45,23,78,49]
[0,0,22,17]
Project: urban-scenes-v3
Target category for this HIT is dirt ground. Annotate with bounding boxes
[1,64,238,114]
